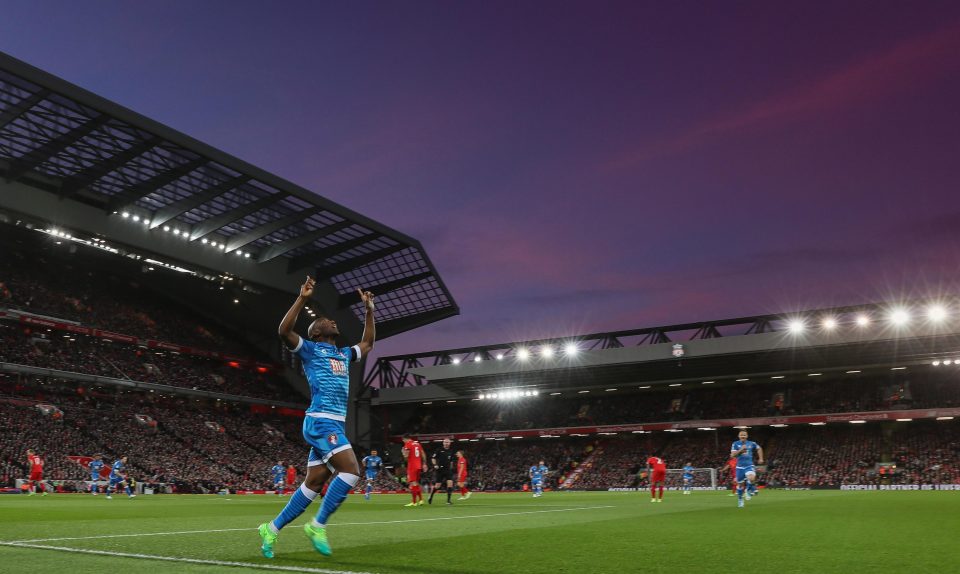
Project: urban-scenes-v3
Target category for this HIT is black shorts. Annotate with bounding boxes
[434,470,453,484]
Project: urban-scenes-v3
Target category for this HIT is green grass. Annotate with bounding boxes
[1,490,957,573]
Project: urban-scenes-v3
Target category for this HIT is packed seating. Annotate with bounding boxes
[1,240,246,352]
[0,375,307,492]
[0,323,290,401]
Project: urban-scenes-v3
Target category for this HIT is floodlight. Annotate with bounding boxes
[927,305,948,322]
[889,308,910,326]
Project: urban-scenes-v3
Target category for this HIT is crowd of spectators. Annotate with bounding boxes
[1,242,247,352]
[0,375,308,492]
[0,323,291,401]
[4,372,957,493]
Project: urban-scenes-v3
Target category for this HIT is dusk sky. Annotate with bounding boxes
[3,1,960,359]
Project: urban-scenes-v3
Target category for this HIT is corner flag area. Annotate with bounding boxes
[1,491,957,573]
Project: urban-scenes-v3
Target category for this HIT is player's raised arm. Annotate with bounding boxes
[756,445,765,464]
[278,276,314,349]
[356,288,376,357]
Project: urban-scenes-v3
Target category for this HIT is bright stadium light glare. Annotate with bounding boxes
[132,215,140,222]
[201,238,208,244]
[532,390,539,395]
[163,225,170,232]
[927,304,948,322]
[495,353,504,360]
[855,314,870,327]
[173,229,181,236]
[944,360,953,366]
[121,212,130,218]
[540,345,554,358]
[822,317,837,330]
[451,358,461,365]
[788,319,805,334]
[564,342,579,356]
[474,356,482,363]
[516,348,530,360]
[889,308,910,326]
[932,360,941,366]
[478,394,485,399]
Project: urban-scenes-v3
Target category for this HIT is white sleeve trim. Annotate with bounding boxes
[352,345,362,362]
[291,335,304,353]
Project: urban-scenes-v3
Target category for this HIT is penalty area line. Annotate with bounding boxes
[0,542,376,574]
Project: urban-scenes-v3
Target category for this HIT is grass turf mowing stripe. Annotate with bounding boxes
[8,505,615,543]
[0,542,376,574]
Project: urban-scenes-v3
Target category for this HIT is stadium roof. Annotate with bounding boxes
[370,300,960,402]
[0,51,457,338]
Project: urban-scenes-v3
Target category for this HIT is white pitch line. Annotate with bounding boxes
[9,505,615,544]
[0,542,375,574]
[332,504,616,527]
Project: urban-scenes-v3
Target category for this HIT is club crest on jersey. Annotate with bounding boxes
[329,358,346,375]
[327,433,339,445]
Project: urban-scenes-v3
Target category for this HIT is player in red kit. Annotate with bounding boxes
[646,456,666,502]
[402,434,427,507]
[456,450,470,500]
[727,457,737,496]
[286,464,297,495]
[26,449,46,496]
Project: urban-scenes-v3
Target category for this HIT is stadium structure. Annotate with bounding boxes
[0,50,457,455]
[369,302,960,490]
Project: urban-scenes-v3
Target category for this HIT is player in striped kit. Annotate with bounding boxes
[258,277,376,558]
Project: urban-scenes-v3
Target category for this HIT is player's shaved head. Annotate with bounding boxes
[308,316,340,340]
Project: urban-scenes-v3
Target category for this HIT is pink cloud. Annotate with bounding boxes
[606,20,960,169]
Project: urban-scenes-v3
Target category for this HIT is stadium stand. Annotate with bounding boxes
[407,372,960,433]
[0,375,308,492]
[4,371,958,491]
[1,243,250,353]
[0,324,287,400]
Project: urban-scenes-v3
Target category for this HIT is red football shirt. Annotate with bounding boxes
[646,457,666,472]
[28,454,43,470]
[286,467,296,483]
[457,457,468,475]
[405,441,424,469]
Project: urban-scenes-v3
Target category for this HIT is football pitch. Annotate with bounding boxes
[1,490,957,574]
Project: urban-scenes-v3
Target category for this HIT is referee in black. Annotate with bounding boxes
[429,438,456,505]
